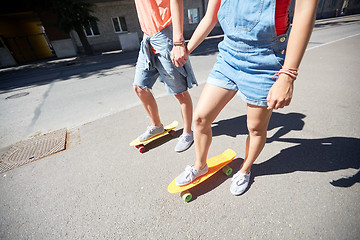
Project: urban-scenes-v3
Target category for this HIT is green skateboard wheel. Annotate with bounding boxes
[181,190,192,202]
[222,165,233,176]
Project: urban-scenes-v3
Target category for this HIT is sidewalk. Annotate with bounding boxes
[1,26,360,240]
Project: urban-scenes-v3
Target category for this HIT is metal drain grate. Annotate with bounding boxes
[0,128,67,174]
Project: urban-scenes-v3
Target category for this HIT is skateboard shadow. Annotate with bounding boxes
[144,130,179,152]
[186,158,243,201]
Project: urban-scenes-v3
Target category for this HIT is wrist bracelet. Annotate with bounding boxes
[173,40,185,46]
[273,68,299,80]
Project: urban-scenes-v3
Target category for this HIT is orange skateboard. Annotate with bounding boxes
[130,121,178,153]
[168,149,236,202]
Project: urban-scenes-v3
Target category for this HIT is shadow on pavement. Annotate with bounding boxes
[212,112,360,189]
[212,112,306,139]
[330,170,360,187]
[253,136,360,187]
[0,50,139,92]
[0,36,223,93]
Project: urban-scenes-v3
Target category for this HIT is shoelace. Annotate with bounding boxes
[178,134,190,142]
[146,125,159,134]
[232,172,246,186]
[184,165,196,182]
[146,126,153,133]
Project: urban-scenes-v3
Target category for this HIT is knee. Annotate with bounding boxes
[133,85,148,96]
[175,91,190,103]
[247,122,267,137]
[193,112,211,130]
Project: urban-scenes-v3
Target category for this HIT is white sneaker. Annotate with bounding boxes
[230,171,251,195]
[137,124,164,141]
[175,165,208,186]
[174,132,194,152]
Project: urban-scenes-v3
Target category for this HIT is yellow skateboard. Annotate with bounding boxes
[130,121,178,153]
[168,149,236,202]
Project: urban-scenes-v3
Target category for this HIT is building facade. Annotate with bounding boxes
[70,0,219,53]
[1,0,360,67]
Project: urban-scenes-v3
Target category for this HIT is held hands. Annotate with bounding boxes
[266,74,295,110]
[171,45,188,67]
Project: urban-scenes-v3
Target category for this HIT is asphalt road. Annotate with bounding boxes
[0,15,359,240]
[1,15,359,150]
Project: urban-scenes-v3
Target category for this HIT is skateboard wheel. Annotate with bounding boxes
[222,165,233,176]
[135,145,142,149]
[139,146,146,153]
[169,130,177,137]
[181,190,192,202]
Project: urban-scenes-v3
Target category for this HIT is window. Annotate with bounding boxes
[112,17,128,33]
[188,8,199,24]
[84,21,100,37]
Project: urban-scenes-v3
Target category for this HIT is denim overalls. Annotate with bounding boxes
[134,25,197,95]
[207,0,290,106]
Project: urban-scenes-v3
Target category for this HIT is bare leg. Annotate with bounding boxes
[193,84,236,170]
[240,104,273,174]
[133,86,162,126]
[174,91,193,133]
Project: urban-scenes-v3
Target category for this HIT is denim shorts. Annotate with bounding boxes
[207,34,289,107]
[134,26,197,95]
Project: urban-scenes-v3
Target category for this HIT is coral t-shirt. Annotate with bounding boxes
[134,0,172,36]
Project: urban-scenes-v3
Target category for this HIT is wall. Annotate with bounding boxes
[71,0,221,53]
[183,0,222,39]
[71,0,141,53]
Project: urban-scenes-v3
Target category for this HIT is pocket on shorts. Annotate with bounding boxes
[223,0,264,32]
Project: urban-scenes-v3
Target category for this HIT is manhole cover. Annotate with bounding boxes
[5,92,29,100]
[0,128,67,173]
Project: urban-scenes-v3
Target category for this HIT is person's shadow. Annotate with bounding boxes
[212,112,306,140]
[210,112,360,188]
[253,136,360,187]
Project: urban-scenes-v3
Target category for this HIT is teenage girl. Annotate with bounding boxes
[172,0,318,195]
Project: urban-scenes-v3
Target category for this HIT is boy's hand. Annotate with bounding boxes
[171,45,188,67]
[267,74,295,110]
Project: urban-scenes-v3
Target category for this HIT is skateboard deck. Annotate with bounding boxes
[130,121,178,153]
[168,149,236,202]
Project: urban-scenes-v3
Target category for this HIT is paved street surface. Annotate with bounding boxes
[0,15,359,239]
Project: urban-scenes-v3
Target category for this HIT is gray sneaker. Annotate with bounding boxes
[175,165,208,186]
[137,124,164,141]
[174,132,194,152]
[230,171,251,195]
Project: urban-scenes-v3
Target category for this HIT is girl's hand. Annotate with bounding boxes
[171,45,188,67]
[266,74,295,110]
